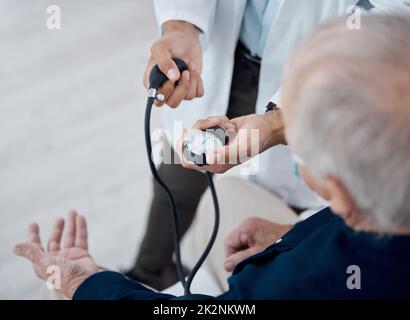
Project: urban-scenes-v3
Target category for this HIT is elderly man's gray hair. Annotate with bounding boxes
[285,14,410,230]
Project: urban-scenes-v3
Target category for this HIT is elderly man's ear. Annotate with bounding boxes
[323,176,356,216]
[300,166,358,223]
[317,175,363,228]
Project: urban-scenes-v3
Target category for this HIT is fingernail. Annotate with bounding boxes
[240,233,248,243]
[184,71,190,81]
[167,68,178,81]
[216,150,224,163]
[190,62,196,71]
[205,152,214,164]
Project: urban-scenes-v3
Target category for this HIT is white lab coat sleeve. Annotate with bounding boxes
[153,0,217,47]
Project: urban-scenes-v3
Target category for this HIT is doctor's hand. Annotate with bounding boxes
[13,210,99,299]
[224,217,293,272]
[143,20,204,108]
[178,110,286,174]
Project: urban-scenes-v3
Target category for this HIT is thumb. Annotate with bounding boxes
[13,243,43,264]
[151,44,180,82]
[207,144,233,165]
[224,246,261,272]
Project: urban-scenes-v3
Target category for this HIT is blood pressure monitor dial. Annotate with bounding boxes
[183,125,229,166]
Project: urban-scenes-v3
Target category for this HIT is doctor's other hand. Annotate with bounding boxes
[143,20,204,108]
[179,110,285,174]
[224,217,293,272]
[13,210,99,299]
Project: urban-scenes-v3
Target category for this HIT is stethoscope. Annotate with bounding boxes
[145,59,226,295]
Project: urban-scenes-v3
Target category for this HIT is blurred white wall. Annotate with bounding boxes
[0,0,160,299]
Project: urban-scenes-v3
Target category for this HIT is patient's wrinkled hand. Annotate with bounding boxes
[13,210,99,299]
[224,217,293,272]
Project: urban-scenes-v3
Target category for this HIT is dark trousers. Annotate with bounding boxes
[131,44,260,290]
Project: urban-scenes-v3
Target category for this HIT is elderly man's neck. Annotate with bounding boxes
[345,212,410,236]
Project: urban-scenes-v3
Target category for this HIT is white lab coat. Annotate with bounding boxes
[153,0,410,208]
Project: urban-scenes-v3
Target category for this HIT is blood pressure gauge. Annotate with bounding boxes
[183,125,229,166]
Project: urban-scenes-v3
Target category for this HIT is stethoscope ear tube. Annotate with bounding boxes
[145,59,220,296]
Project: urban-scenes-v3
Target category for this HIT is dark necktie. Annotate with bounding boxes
[356,0,375,11]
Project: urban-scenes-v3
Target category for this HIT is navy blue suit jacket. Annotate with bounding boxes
[73,208,410,300]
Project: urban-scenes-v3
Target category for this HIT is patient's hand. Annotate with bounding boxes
[224,217,293,272]
[13,210,99,299]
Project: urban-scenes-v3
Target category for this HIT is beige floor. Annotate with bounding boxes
[0,0,161,299]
